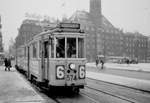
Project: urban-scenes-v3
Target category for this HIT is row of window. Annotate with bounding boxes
[21,37,85,59]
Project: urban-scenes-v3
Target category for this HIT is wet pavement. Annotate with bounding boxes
[0,66,45,103]
[87,71,150,92]
[86,63,150,92]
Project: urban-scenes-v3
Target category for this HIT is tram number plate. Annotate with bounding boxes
[66,75,76,81]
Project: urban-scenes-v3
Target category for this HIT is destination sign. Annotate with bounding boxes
[58,23,80,29]
[56,28,84,33]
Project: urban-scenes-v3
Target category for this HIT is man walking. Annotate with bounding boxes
[100,60,104,69]
[4,58,8,71]
[96,57,99,67]
[7,58,11,71]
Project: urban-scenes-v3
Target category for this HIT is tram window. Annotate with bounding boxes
[56,37,65,58]
[39,41,42,58]
[32,42,37,58]
[24,47,26,57]
[78,38,84,58]
[67,38,76,58]
[50,39,54,58]
[44,41,49,58]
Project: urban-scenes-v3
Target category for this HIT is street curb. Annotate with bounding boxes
[86,65,150,73]
[14,67,45,103]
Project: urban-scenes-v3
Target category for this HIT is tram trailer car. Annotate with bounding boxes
[16,23,86,92]
[15,45,28,74]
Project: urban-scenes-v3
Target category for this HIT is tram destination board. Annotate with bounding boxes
[58,23,80,29]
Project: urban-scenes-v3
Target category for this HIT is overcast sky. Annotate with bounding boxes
[0,0,150,50]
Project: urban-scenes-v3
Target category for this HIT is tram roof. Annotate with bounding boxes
[35,23,85,38]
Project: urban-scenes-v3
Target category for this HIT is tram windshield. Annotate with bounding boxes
[56,37,65,58]
[67,38,76,58]
[55,37,85,58]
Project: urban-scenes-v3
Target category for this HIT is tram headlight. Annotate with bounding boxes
[56,65,65,79]
[79,65,85,79]
[69,63,76,70]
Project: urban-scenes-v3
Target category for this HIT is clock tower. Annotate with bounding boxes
[90,0,102,16]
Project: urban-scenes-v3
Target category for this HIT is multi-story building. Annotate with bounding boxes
[147,36,150,61]
[15,0,149,62]
[70,0,124,61]
[133,33,148,62]
[15,19,58,48]
[15,19,42,48]
[69,0,148,62]
[0,15,4,64]
[0,16,3,52]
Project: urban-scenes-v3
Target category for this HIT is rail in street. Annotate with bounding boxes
[86,78,150,103]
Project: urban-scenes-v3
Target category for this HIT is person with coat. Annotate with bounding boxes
[100,60,104,69]
[7,58,11,71]
[4,58,11,71]
[95,57,99,67]
[4,58,8,71]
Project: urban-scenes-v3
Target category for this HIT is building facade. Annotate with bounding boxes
[0,15,4,64]
[0,16,3,52]
[147,36,150,61]
[15,0,149,62]
[69,0,148,62]
[15,19,42,48]
[70,0,125,61]
[15,19,58,48]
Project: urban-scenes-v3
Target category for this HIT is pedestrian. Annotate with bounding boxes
[4,58,8,71]
[100,60,104,69]
[96,57,99,67]
[7,58,11,71]
[126,59,130,65]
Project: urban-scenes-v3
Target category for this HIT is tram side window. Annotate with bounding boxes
[24,47,26,57]
[78,38,84,58]
[39,41,42,58]
[50,39,54,58]
[44,41,49,58]
[67,38,76,58]
[32,42,37,58]
[56,37,65,58]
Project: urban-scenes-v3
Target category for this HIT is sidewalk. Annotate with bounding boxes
[86,63,150,92]
[0,66,45,103]
[86,62,150,72]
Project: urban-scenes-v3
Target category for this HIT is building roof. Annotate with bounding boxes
[69,10,119,32]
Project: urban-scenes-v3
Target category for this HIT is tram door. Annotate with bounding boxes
[41,41,49,81]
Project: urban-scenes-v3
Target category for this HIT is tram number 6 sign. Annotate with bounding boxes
[79,66,85,79]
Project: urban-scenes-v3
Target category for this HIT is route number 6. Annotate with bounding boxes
[56,66,65,79]
[79,66,85,79]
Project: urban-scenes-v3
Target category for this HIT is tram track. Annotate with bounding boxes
[18,71,135,103]
[85,77,150,103]
[17,70,148,103]
[32,83,101,103]
[84,85,137,103]
[80,92,103,103]
[18,71,100,103]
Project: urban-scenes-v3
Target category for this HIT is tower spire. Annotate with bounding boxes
[90,0,102,16]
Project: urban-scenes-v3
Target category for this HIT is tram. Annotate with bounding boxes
[16,23,86,92]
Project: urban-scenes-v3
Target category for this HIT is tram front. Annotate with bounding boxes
[55,34,86,87]
[46,23,86,92]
